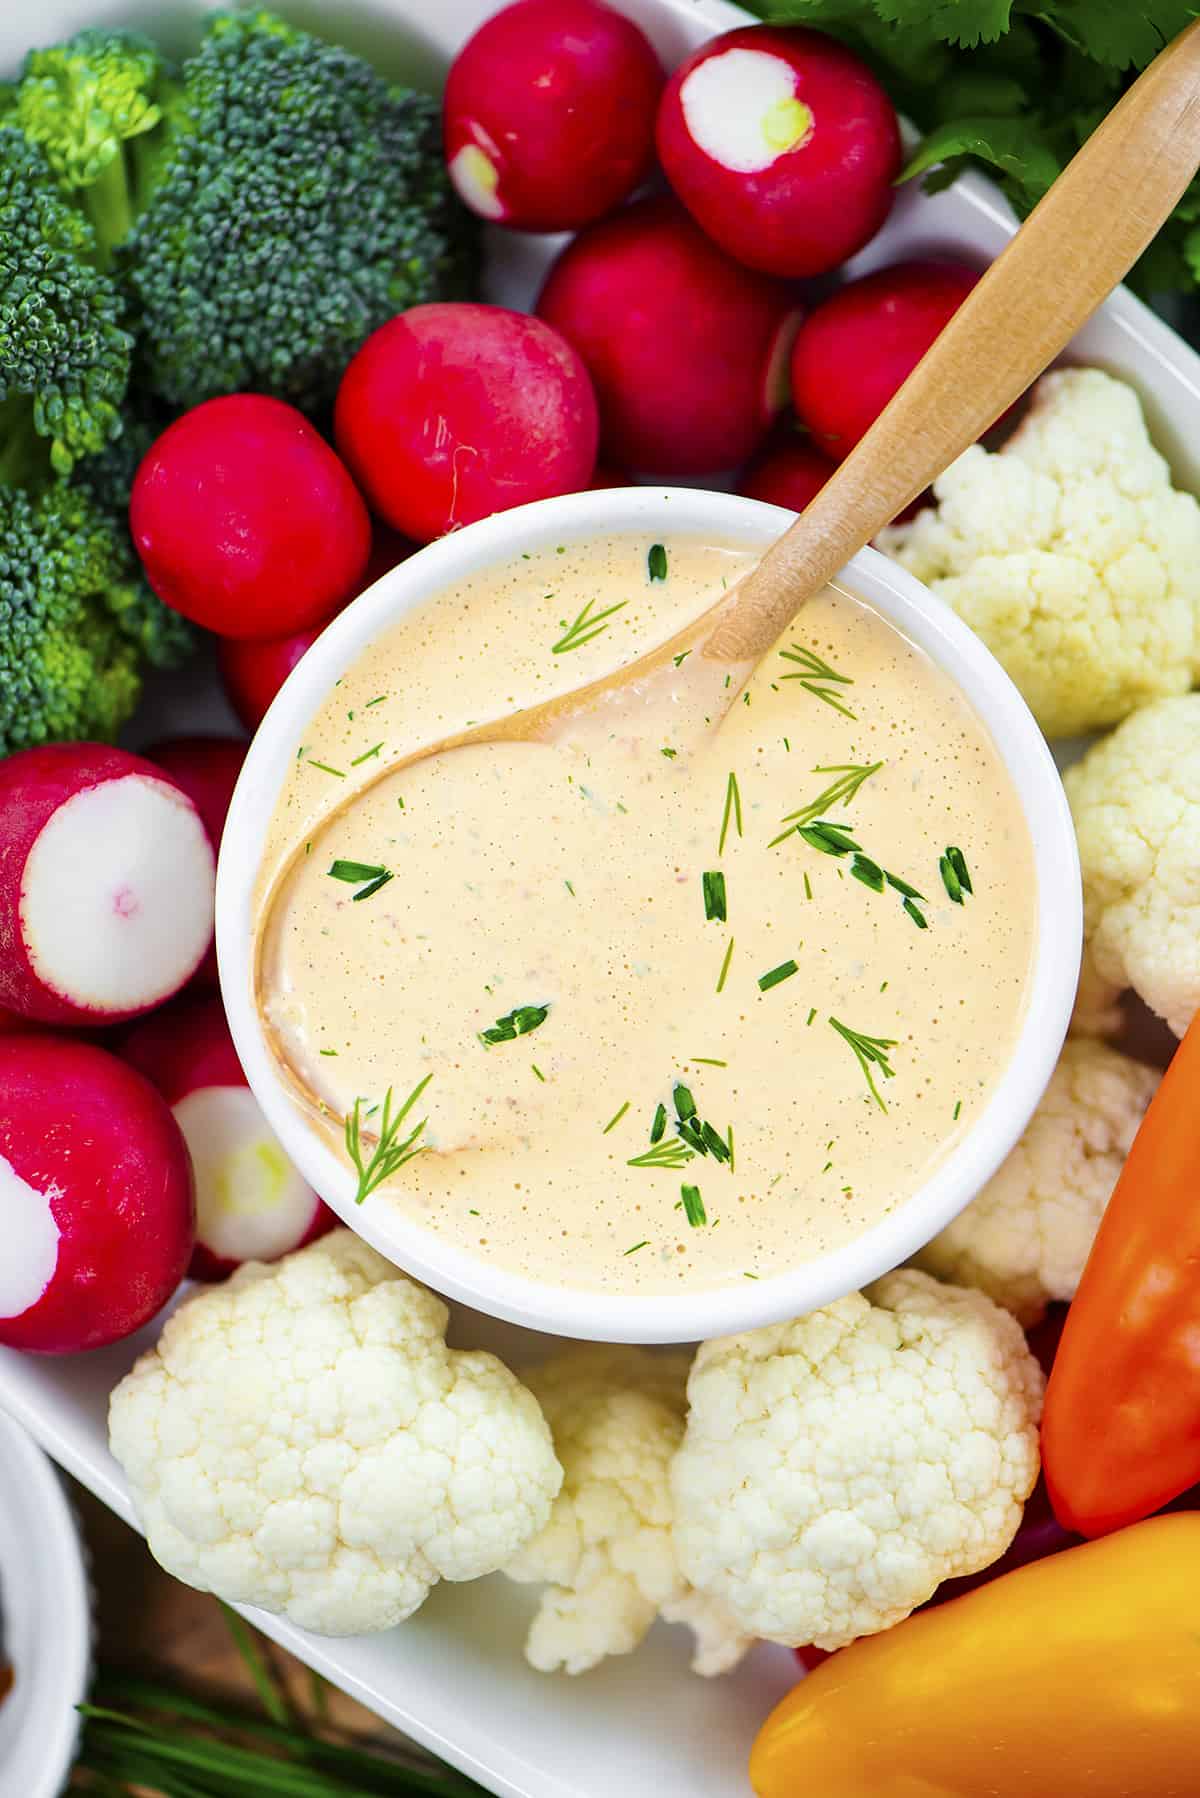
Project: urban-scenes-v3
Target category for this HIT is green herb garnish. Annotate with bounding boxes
[345,1075,431,1204]
[850,853,885,892]
[305,757,345,778]
[953,1099,963,1120]
[940,846,973,904]
[681,1183,707,1227]
[692,1057,727,1067]
[624,1240,649,1256]
[480,1004,549,1046]
[904,897,929,929]
[758,959,798,992]
[829,1018,897,1113]
[650,1102,667,1144]
[327,859,393,902]
[769,762,883,847]
[350,742,383,767]
[532,1064,546,1082]
[661,746,678,759]
[674,1082,697,1121]
[716,936,735,993]
[603,1100,631,1133]
[702,870,727,922]
[798,819,860,857]
[628,1138,695,1169]
[718,771,743,855]
[778,644,857,718]
[552,595,628,654]
[648,543,668,581]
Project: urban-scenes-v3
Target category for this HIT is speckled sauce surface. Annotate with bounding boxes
[255,533,1036,1293]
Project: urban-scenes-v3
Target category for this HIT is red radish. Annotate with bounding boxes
[444,0,662,232]
[790,261,981,459]
[217,528,414,732]
[0,1005,42,1035]
[335,304,599,542]
[122,996,333,1281]
[737,438,834,511]
[0,744,215,1027]
[537,196,800,474]
[657,26,899,279]
[144,737,246,988]
[0,1036,194,1352]
[131,395,372,640]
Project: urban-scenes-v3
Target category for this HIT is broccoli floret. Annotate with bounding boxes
[3,28,182,265]
[0,478,144,753]
[74,409,199,670]
[0,125,132,472]
[123,10,479,415]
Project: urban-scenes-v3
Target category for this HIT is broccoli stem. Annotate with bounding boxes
[79,150,136,266]
[0,398,48,488]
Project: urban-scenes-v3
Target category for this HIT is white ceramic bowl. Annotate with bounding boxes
[218,485,1081,1342]
[0,1409,91,1798]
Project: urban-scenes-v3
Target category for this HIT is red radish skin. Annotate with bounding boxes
[537,196,801,474]
[131,395,372,639]
[335,304,599,542]
[0,1036,194,1352]
[737,439,834,511]
[144,737,246,989]
[657,26,899,279]
[444,0,662,232]
[790,261,981,459]
[217,527,414,732]
[0,744,215,1027]
[121,996,333,1281]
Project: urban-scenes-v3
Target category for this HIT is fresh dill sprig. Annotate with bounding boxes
[345,1075,432,1204]
[327,859,393,902]
[829,1018,898,1113]
[718,771,743,855]
[769,762,883,847]
[551,596,628,654]
[480,1004,549,1046]
[940,846,973,904]
[702,870,727,922]
[628,1138,695,1170]
[778,644,857,718]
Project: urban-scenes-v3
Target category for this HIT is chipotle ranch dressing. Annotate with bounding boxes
[255,533,1036,1293]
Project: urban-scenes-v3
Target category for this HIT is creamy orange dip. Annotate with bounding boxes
[255,533,1036,1293]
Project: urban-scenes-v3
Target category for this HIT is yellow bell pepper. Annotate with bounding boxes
[750,1514,1200,1798]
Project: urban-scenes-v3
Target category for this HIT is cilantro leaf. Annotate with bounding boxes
[901,117,1061,210]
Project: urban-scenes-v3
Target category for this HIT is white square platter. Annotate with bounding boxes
[4,1,1200,1793]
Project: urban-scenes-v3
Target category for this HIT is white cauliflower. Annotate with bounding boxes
[671,1269,1043,1652]
[914,1039,1157,1325]
[108,1230,562,1635]
[879,368,1200,737]
[505,1345,750,1677]
[1066,693,1200,1035]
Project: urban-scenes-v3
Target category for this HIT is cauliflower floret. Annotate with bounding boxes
[505,1345,750,1677]
[914,1040,1157,1325]
[109,1230,562,1635]
[879,368,1200,737]
[671,1269,1043,1652]
[1070,945,1125,1039]
[1066,693,1200,1036]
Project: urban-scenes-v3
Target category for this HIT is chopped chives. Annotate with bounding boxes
[702,870,727,922]
[850,854,885,892]
[758,959,798,992]
[624,1240,649,1256]
[904,896,929,929]
[885,871,926,901]
[648,543,668,580]
[661,746,678,759]
[628,1138,694,1169]
[673,650,692,667]
[364,694,387,708]
[718,771,743,855]
[953,1099,962,1120]
[806,1007,817,1026]
[603,1101,631,1134]
[692,1057,727,1067]
[650,1102,667,1144]
[565,879,575,896]
[716,937,736,994]
[798,820,859,857]
[681,1184,707,1227]
[480,1004,549,1046]
[350,743,384,766]
[305,758,345,778]
[727,1125,735,1173]
[940,846,973,903]
[700,1121,731,1163]
[328,860,393,902]
[319,1048,337,1057]
[674,1082,697,1121]
[803,872,813,900]
[532,1064,546,1082]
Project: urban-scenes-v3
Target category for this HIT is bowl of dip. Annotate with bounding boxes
[217,486,1081,1343]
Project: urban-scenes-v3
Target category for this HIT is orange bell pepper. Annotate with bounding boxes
[750,1515,1200,1798]
[1042,1011,1200,1536]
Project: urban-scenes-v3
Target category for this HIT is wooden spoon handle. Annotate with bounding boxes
[704,16,1200,664]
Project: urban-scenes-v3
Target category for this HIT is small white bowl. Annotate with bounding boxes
[0,1409,91,1798]
[217,486,1081,1344]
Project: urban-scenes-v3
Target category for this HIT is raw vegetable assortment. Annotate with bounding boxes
[1,0,1200,1791]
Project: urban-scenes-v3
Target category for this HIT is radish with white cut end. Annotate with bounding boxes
[0,1036,194,1352]
[537,196,801,474]
[122,995,334,1281]
[657,25,900,278]
[444,0,663,231]
[0,744,216,1026]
